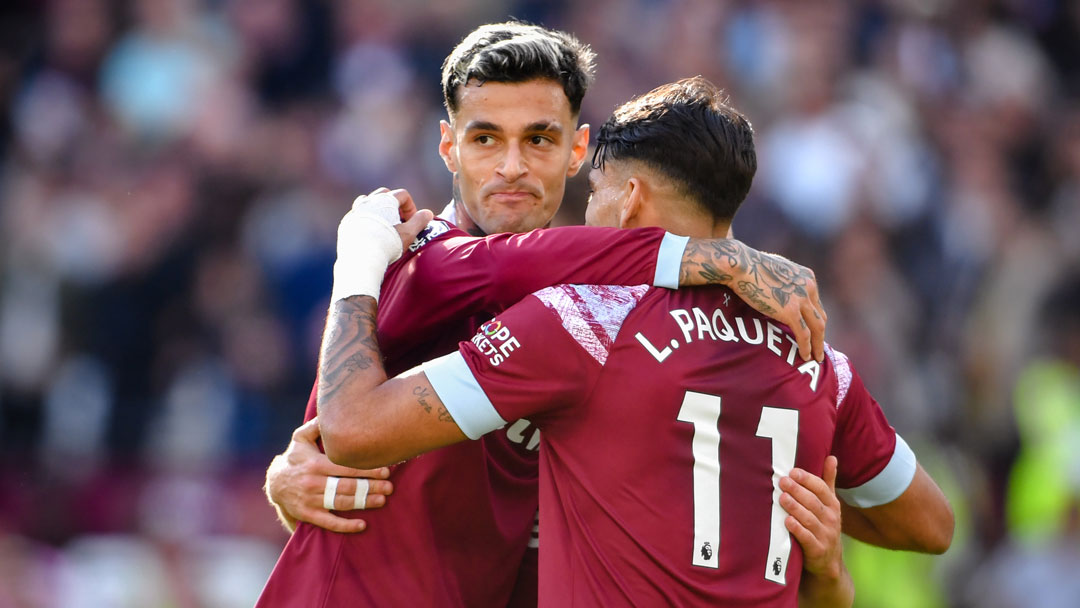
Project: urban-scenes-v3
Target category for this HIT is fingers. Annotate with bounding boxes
[388,188,418,221]
[396,209,433,250]
[780,476,828,523]
[331,478,394,511]
[802,301,826,362]
[310,454,392,480]
[791,311,812,362]
[785,468,839,509]
[292,418,321,444]
[780,490,824,538]
[784,512,822,556]
[823,455,838,493]
[304,510,369,534]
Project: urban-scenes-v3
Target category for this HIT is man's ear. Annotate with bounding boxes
[439,120,457,173]
[566,123,590,177]
[619,177,644,229]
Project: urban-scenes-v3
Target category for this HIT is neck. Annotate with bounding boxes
[449,186,487,236]
[642,197,729,239]
[454,208,487,237]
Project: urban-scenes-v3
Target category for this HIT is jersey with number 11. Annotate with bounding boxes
[429,283,915,607]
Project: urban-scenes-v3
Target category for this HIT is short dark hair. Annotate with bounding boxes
[593,77,757,221]
[441,21,596,116]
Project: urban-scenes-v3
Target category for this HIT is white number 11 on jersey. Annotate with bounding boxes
[677,391,799,584]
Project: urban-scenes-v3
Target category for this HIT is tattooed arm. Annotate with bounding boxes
[317,295,466,469]
[681,238,827,361]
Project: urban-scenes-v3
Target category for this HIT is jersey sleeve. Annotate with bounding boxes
[421,225,685,315]
[422,294,602,439]
[829,349,917,508]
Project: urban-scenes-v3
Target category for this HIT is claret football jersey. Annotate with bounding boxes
[427,284,916,607]
[256,218,689,607]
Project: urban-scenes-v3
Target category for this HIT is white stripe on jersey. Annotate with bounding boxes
[424,352,506,439]
[836,433,917,507]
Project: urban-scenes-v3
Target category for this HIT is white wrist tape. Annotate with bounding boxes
[352,192,402,225]
[330,210,402,303]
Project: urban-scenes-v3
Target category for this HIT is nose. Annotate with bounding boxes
[496,142,526,181]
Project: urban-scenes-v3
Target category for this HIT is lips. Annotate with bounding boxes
[488,191,537,203]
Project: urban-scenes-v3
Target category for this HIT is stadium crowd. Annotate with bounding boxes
[0,0,1078,606]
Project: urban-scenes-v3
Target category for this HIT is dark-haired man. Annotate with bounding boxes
[256,24,828,607]
[317,77,954,606]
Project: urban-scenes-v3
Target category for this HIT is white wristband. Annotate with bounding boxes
[352,192,401,225]
[330,210,402,303]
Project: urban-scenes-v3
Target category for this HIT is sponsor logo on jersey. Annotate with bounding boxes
[471,318,521,367]
[408,220,451,252]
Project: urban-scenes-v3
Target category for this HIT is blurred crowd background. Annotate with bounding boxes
[0,0,1078,606]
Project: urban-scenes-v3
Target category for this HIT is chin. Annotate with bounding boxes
[482,214,547,235]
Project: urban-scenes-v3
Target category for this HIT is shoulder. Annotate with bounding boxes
[407,218,457,253]
[530,284,652,365]
[824,344,853,406]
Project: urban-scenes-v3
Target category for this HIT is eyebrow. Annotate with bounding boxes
[464,120,502,133]
[462,120,564,134]
[525,121,563,134]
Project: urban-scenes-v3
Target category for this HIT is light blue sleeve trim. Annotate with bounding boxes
[836,433,917,508]
[422,352,507,440]
[653,233,690,289]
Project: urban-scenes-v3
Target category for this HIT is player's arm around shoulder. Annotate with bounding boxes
[680,237,827,362]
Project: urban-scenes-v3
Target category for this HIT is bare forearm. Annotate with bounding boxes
[317,296,387,462]
[316,296,465,468]
[799,566,854,608]
[838,465,954,554]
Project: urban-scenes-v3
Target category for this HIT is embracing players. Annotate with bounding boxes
[317,76,954,606]
[255,22,833,607]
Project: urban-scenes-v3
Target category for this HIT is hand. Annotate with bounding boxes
[265,418,394,533]
[363,187,420,222]
[780,456,843,579]
[681,239,827,361]
[751,250,825,360]
[332,188,430,303]
[733,249,825,362]
[378,188,433,252]
[338,187,433,265]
